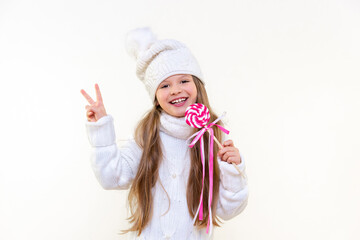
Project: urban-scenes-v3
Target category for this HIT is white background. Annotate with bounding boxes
[0,0,359,239]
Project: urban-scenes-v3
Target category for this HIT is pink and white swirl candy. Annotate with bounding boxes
[185,103,210,128]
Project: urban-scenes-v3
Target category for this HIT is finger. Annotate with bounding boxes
[222,139,234,147]
[226,156,233,163]
[227,157,238,164]
[222,151,238,162]
[218,146,237,156]
[87,111,94,116]
[80,89,95,105]
[85,105,94,111]
[95,83,103,103]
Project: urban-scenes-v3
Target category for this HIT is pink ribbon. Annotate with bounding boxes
[188,116,229,235]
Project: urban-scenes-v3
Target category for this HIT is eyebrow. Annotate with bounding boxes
[161,75,191,84]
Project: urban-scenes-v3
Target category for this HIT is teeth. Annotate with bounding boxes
[171,98,186,104]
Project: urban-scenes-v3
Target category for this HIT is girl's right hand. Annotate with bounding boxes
[80,83,107,122]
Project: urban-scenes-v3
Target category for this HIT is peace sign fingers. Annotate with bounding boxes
[94,83,104,103]
[80,89,95,105]
[80,83,108,122]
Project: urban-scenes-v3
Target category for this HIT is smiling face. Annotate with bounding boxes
[155,74,198,117]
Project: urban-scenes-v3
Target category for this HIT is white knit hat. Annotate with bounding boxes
[125,27,204,101]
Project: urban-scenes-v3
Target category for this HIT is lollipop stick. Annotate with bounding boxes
[212,135,223,149]
[209,131,245,178]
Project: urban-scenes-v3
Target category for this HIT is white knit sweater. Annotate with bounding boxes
[85,112,249,240]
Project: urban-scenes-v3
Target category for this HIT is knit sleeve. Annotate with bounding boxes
[216,133,249,220]
[85,115,142,190]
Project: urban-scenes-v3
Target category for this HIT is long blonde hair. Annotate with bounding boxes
[122,76,223,235]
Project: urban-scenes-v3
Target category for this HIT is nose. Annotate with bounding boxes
[170,85,182,95]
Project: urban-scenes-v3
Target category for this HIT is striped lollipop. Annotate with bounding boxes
[185,103,210,128]
[185,103,243,235]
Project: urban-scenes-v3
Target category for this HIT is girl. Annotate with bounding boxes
[81,27,248,240]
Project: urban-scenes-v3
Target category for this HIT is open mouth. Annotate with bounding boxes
[170,97,188,105]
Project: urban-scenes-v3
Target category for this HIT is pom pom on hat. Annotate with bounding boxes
[125,27,157,60]
[125,27,204,101]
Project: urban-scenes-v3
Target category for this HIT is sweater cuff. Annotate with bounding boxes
[218,153,247,193]
[85,115,116,147]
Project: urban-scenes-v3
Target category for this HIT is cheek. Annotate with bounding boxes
[155,91,162,100]
[155,91,166,105]
[189,85,197,98]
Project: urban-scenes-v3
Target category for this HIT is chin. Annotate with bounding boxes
[174,112,185,117]
[175,110,186,117]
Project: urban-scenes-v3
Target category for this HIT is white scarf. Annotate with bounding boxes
[159,111,193,140]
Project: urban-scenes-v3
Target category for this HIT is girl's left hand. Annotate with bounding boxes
[217,140,242,165]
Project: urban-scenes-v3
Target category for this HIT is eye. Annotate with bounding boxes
[161,84,169,89]
[181,80,189,84]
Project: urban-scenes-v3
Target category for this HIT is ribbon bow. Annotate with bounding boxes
[187,113,229,235]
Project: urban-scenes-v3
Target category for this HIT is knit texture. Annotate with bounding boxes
[125,27,204,101]
[85,113,249,240]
